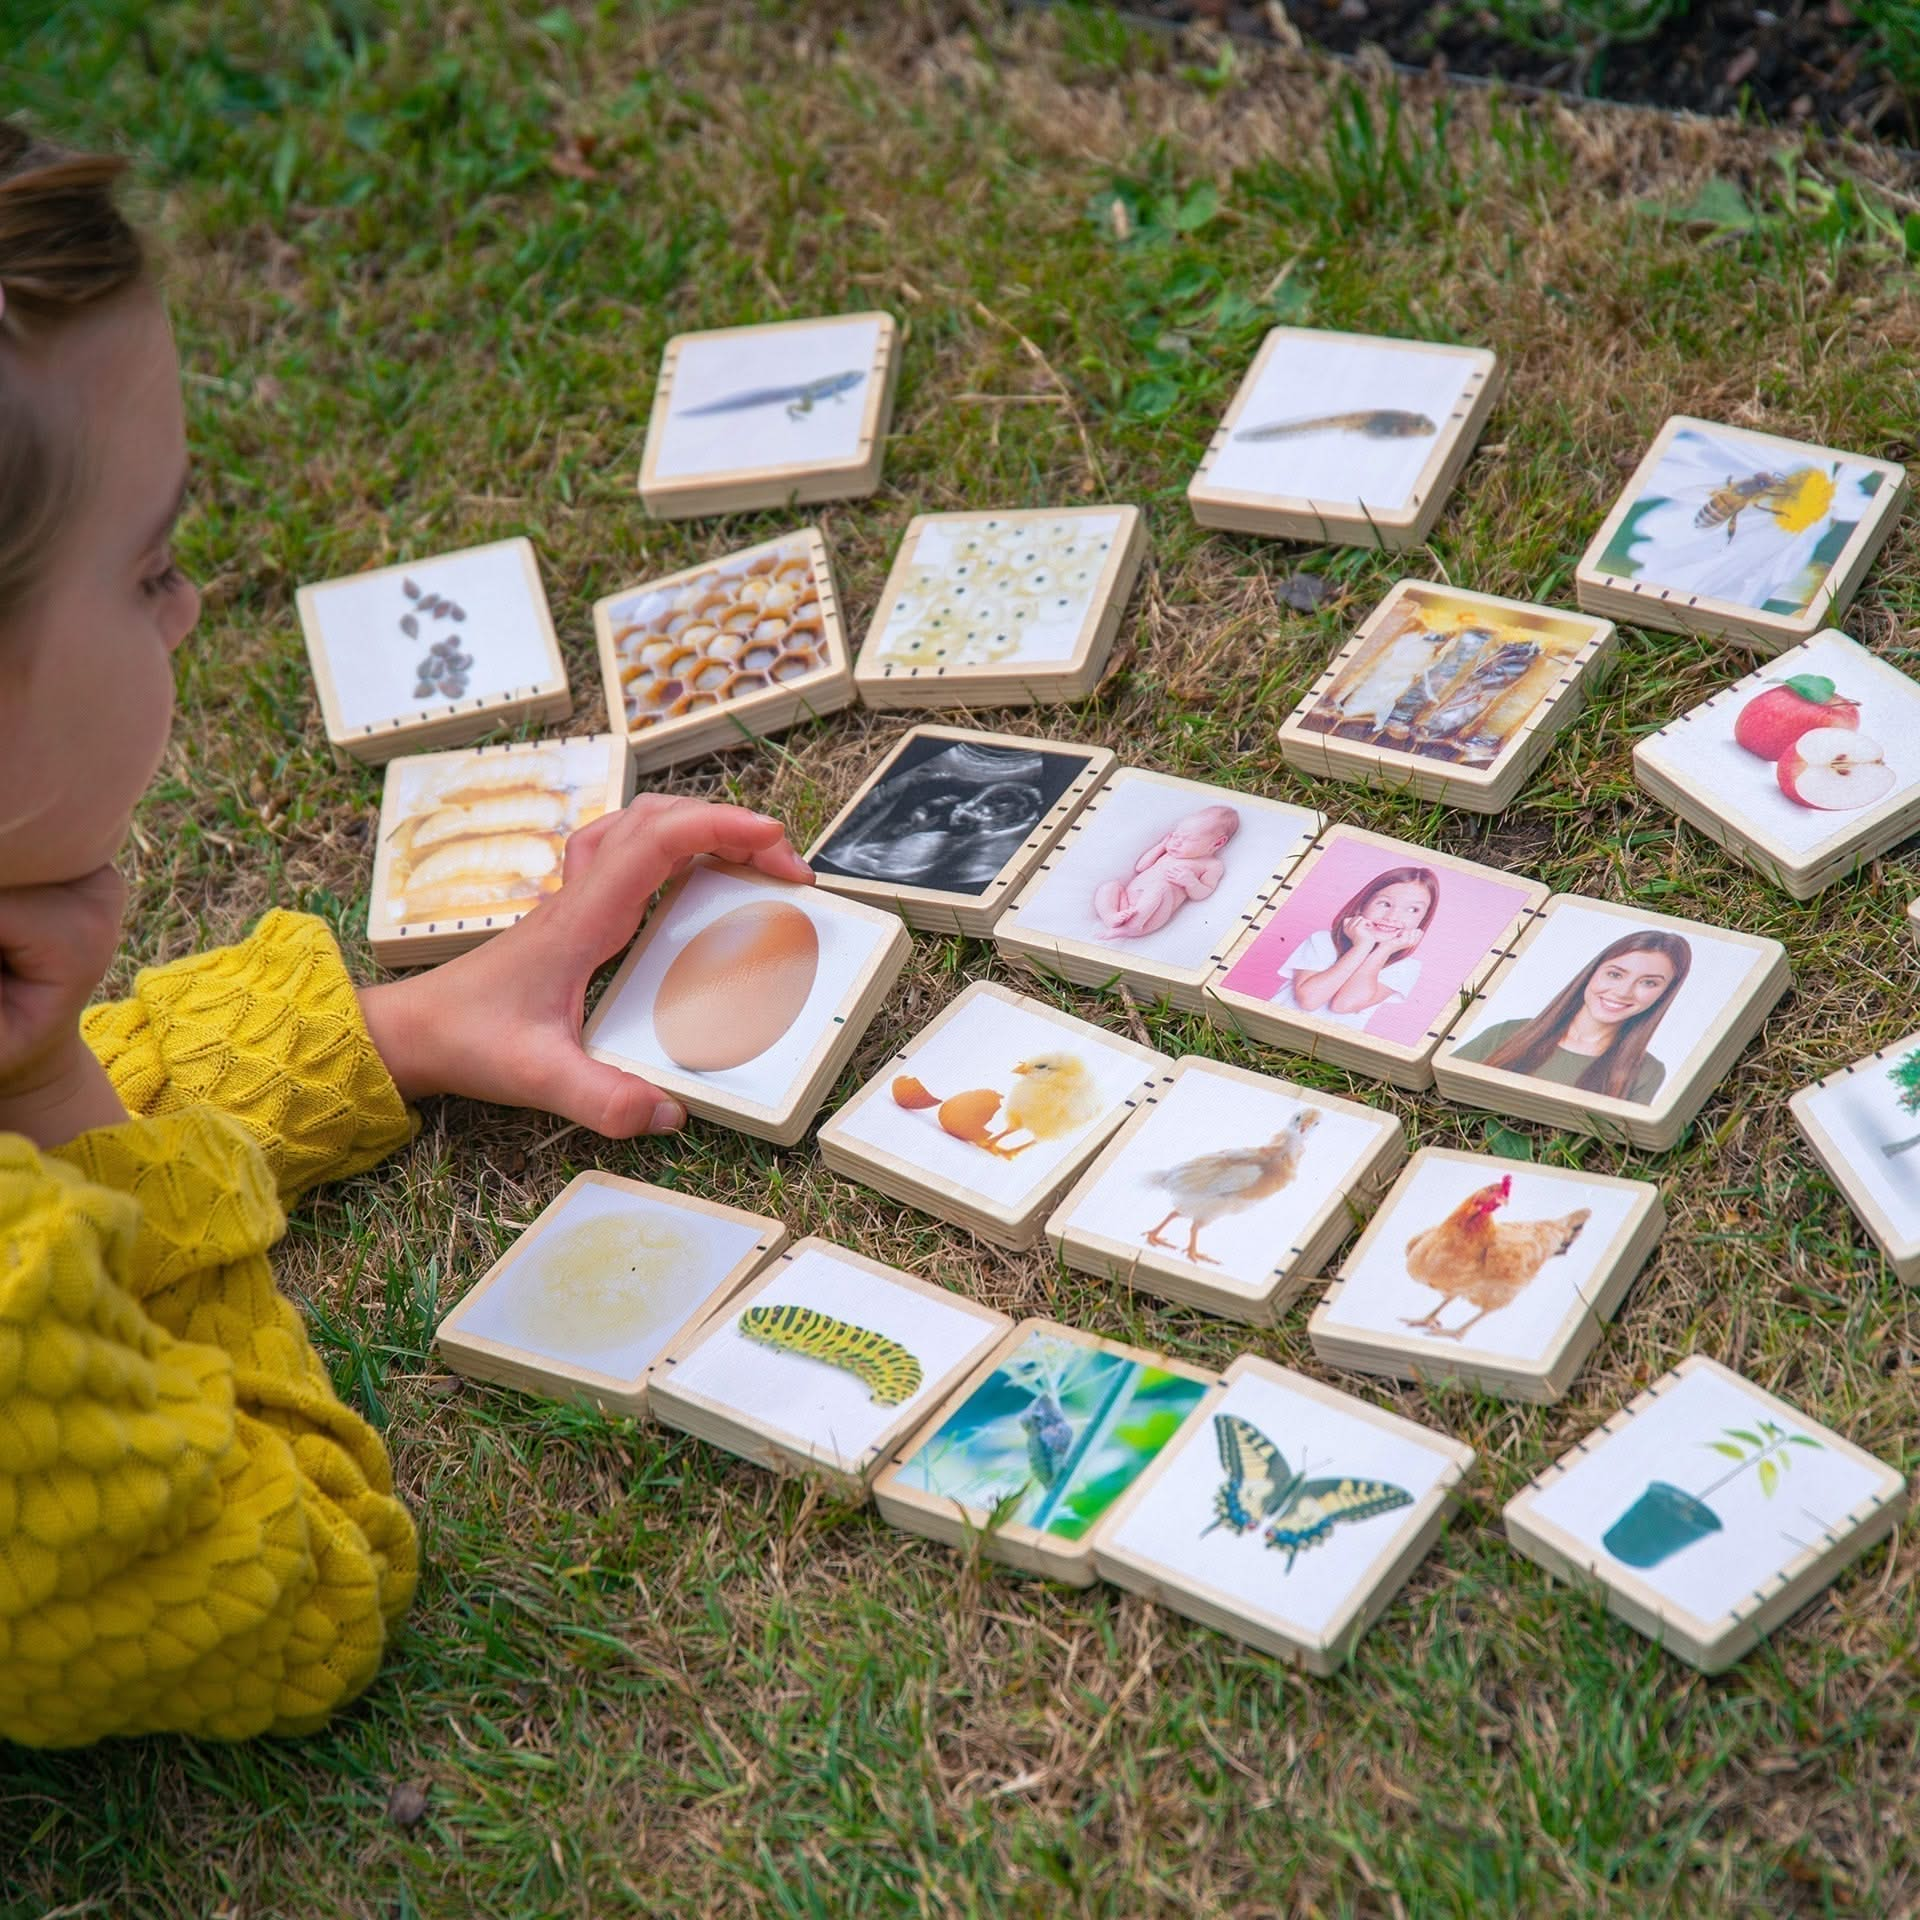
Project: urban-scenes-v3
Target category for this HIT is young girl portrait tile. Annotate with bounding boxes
[1213,828,1542,1055]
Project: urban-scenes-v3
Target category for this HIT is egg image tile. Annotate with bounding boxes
[654,900,821,1071]
[583,861,906,1130]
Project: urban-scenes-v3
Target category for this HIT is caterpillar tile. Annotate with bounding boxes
[647,1238,1011,1492]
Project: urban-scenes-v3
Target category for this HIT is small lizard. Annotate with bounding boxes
[678,368,867,422]
[1234,407,1438,444]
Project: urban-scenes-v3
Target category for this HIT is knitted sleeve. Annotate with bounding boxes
[1,1112,417,1747]
[82,909,416,1208]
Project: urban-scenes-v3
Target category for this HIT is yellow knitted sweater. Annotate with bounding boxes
[0,910,418,1748]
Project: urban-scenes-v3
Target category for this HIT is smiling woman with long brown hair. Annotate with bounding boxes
[1449,930,1693,1105]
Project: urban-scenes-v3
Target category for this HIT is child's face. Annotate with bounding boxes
[1582,949,1675,1025]
[1358,881,1430,936]
[0,291,198,886]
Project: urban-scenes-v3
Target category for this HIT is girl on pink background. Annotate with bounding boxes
[1092,804,1241,939]
[1270,864,1440,1032]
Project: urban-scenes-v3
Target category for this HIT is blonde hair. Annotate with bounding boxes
[0,120,149,615]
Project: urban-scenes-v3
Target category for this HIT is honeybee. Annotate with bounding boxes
[1694,468,1811,543]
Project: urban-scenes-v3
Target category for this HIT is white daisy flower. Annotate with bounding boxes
[1613,427,1878,617]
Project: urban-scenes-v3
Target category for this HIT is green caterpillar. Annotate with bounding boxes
[737,1304,924,1406]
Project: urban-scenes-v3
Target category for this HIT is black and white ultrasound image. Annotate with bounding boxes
[812,735,1092,896]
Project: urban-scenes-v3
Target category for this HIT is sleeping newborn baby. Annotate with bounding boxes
[1091,804,1240,939]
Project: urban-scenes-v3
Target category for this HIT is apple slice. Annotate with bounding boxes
[1776,727,1895,811]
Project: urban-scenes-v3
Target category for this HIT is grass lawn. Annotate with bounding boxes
[7,3,1920,1914]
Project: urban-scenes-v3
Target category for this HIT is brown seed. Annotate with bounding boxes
[401,614,419,638]
[402,577,420,599]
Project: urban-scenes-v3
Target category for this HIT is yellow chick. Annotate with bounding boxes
[997,1052,1099,1154]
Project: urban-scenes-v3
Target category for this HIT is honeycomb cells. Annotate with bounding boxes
[611,540,828,730]
[873,517,1114,669]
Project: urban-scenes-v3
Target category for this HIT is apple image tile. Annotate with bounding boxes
[1732,673,1893,813]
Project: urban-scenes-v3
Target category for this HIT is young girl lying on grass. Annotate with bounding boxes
[0,122,810,1748]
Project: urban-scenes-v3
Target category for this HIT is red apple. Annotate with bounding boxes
[1776,728,1894,811]
[1734,674,1861,761]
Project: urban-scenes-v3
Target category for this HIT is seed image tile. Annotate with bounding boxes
[895,1326,1207,1541]
[302,538,560,735]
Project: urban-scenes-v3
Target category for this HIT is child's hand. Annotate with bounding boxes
[359,796,812,1137]
[0,866,131,1146]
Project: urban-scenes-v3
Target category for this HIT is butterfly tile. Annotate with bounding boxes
[1090,1354,1473,1671]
